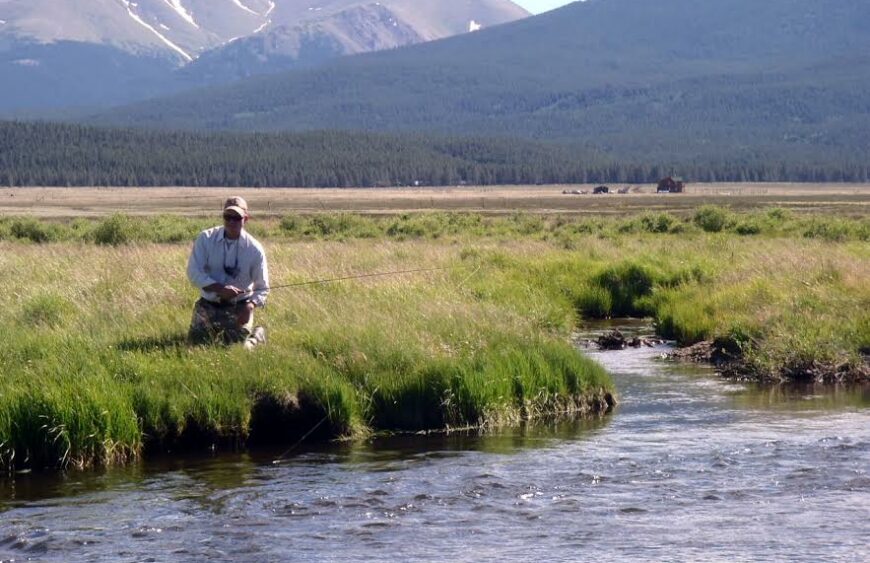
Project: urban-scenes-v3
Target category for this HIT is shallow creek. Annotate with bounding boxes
[2,324,868,562]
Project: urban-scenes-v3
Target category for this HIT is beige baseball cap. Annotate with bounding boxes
[223,196,249,218]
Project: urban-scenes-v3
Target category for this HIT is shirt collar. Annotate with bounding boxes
[218,227,246,243]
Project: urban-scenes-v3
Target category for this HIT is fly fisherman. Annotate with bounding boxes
[187,197,269,349]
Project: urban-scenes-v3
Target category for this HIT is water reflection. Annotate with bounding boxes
[733,382,870,411]
[1,415,611,513]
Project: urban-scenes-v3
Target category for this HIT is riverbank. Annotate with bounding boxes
[1,209,867,471]
[3,319,867,562]
[0,238,615,472]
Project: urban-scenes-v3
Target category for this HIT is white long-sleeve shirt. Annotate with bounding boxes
[187,226,269,307]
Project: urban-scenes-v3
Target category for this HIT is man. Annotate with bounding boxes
[187,196,269,349]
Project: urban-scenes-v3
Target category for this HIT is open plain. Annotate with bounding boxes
[2,183,869,218]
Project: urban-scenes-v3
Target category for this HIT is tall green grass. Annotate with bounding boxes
[1,209,867,471]
[1,208,868,244]
[0,239,613,471]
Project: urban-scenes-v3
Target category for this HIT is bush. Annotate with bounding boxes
[386,216,432,238]
[803,219,852,242]
[10,218,59,243]
[147,216,199,243]
[766,207,791,222]
[734,220,762,235]
[93,214,140,245]
[279,215,301,234]
[305,214,379,238]
[694,205,731,233]
[639,212,680,233]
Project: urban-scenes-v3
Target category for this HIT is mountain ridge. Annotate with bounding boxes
[0,0,528,112]
[89,0,870,162]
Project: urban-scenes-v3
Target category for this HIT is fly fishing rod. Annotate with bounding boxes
[261,266,453,292]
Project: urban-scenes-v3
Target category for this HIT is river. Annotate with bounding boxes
[2,324,868,562]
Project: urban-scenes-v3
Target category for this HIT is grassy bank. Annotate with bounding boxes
[0,239,614,472]
[1,209,868,471]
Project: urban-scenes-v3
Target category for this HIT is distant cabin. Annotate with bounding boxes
[657,177,685,193]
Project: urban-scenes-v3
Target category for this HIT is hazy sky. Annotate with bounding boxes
[514,0,575,15]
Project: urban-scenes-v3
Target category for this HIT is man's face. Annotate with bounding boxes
[223,211,246,238]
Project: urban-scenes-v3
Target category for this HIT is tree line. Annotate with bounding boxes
[2,121,868,187]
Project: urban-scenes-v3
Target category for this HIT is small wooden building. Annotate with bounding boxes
[656,177,684,193]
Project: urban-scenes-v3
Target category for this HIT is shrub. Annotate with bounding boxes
[305,214,379,238]
[694,205,731,233]
[279,215,301,234]
[803,219,852,242]
[147,216,199,243]
[386,215,432,238]
[93,214,140,245]
[10,218,59,243]
[766,207,791,222]
[734,220,762,235]
[639,212,680,233]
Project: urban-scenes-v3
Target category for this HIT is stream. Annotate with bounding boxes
[2,323,868,561]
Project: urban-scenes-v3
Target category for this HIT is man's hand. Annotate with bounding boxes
[208,284,243,301]
[237,301,256,326]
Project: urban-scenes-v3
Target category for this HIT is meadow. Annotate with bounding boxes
[0,203,867,472]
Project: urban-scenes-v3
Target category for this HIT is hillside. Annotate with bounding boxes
[90,0,870,162]
[0,0,528,113]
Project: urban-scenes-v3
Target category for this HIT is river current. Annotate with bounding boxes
[2,325,868,562]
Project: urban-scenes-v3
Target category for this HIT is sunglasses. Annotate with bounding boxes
[223,214,244,223]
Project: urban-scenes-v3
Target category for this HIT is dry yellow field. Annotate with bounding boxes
[2,183,869,218]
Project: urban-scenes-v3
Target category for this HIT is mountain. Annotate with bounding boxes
[0,0,528,113]
[90,0,870,163]
[181,0,529,82]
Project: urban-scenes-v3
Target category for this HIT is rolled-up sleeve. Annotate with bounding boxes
[250,247,270,308]
[187,233,217,289]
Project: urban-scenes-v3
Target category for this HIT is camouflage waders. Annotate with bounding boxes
[188,298,266,349]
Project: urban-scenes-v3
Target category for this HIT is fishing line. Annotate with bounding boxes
[262,266,452,292]
[272,414,330,464]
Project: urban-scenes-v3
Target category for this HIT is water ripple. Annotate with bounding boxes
[1,332,869,561]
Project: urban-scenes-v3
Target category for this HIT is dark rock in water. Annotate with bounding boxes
[597,329,627,350]
[596,330,661,350]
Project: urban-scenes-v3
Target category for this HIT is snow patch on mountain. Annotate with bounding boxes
[120,0,193,61]
[253,1,275,34]
[230,0,259,16]
[164,0,199,29]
